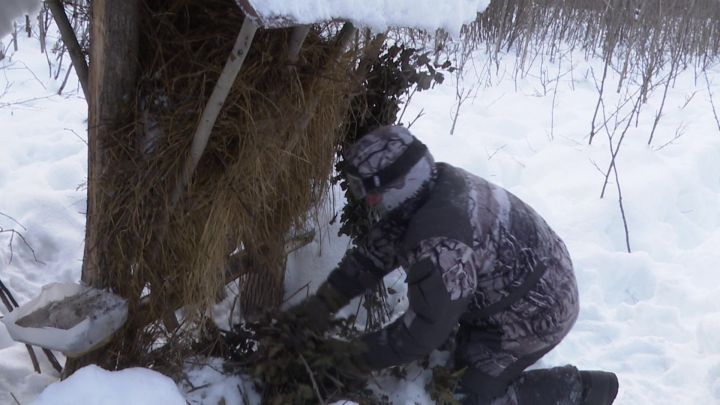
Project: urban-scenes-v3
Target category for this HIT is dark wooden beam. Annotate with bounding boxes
[46,0,89,100]
[64,0,140,378]
[82,0,139,288]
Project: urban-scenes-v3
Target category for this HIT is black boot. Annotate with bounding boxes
[579,370,619,405]
[514,365,584,405]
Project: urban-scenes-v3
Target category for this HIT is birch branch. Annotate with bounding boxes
[171,18,259,207]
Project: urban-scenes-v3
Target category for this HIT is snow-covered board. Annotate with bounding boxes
[235,0,491,33]
[2,283,128,357]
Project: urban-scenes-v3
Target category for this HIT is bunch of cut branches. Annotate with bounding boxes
[222,311,387,405]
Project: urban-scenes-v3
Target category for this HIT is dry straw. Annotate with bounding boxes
[89,0,356,366]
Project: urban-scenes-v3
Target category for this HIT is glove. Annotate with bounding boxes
[288,283,347,333]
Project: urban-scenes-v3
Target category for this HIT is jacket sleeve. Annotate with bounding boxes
[321,222,401,309]
[359,238,477,370]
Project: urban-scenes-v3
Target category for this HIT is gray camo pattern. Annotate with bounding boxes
[356,163,580,399]
[345,126,416,177]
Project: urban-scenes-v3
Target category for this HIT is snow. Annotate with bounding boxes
[32,365,186,405]
[3,14,720,405]
[243,0,491,34]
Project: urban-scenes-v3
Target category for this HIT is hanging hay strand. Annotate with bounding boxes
[87,0,356,366]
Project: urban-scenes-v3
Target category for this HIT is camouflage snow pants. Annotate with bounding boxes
[454,251,581,405]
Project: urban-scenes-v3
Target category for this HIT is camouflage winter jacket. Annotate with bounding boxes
[325,162,578,370]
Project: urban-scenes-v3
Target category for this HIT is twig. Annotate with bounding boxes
[64,127,87,145]
[0,288,14,312]
[0,228,40,264]
[282,282,311,304]
[600,92,643,199]
[10,392,21,405]
[299,353,326,405]
[57,64,74,96]
[704,70,720,133]
[25,344,41,374]
[0,212,27,231]
[450,86,472,135]
[407,108,425,129]
[397,86,418,124]
[0,95,55,109]
[680,90,697,110]
[186,383,211,393]
[42,348,63,373]
[589,59,610,145]
[16,62,47,91]
[611,162,632,253]
[648,62,678,146]
[549,57,562,140]
[653,123,686,151]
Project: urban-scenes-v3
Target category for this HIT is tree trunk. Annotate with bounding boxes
[63,0,139,378]
[83,0,139,287]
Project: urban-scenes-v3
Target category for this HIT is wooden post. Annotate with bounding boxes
[82,0,139,288]
[288,25,310,62]
[64,0,139,377]
[12,22,18,51]
[37,11,46,54]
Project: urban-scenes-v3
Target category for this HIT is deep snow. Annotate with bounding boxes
[2,16,720,405]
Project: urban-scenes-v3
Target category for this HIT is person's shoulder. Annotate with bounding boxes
[404,177,473,249]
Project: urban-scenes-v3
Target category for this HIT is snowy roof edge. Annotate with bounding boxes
[235,0,491,33]
[235,0,311,28]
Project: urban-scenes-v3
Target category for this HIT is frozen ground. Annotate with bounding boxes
[2,23,720,405]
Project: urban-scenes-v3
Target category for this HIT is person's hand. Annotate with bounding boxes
[287,294,333,333]
[286,283,347,333]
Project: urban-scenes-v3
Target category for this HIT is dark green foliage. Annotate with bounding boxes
[223,312,387,404]
[335,43,453,246]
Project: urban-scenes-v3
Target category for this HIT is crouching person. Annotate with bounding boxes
[290,125,618,404]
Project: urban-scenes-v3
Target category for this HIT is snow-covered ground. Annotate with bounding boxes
[3,22,720,405]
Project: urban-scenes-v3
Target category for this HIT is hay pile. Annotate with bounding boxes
[87,0,356,366]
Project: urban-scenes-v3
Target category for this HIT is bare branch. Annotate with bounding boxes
[600,91,644,199]
[299,353,326,405]
[0,227,40,264]
[0,212,27,231]
[611,161,632,253]
[653,123,686,151]
[704,69,720,133]
[46,0,89,100]
[406,108,425,129]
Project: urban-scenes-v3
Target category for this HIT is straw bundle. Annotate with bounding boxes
[87,0,355,366]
